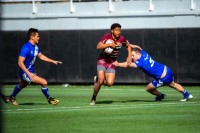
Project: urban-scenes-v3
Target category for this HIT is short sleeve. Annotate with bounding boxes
[19,45,29,58]
[134,60,142,68]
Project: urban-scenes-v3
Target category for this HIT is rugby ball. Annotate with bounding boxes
[104,39,114,54]
[105,47,113,54]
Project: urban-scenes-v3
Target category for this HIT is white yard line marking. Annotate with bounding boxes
[1,102,199,113]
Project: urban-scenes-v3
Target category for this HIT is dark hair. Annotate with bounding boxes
[27,28,38,40]
[110,23,121,30]
[132,47,141,54]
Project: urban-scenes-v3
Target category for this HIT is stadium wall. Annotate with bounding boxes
[0,0,200,84]
[0,28,200,84]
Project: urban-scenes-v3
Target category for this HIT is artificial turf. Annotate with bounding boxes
[1,85,200,133]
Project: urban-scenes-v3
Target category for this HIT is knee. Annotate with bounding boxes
[145,86,153,92]
[106,81,114,87]
[19,82,27,89]
[41,79,48,87]
[145,87,150,92]
[145,83,156,92]
[97,78,104,85]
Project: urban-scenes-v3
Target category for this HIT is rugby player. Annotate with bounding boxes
[2,28,62,105]
[113,45,193,101]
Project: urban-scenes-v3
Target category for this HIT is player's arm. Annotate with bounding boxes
[18,56,35,79]
[113,61,128,68]
[97,41,116,50]
[37,53,62,65]
[129,62,137,68]
[113,61,137,68]
[125,42,132,66]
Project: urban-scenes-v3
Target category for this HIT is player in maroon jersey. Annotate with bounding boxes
[90,23,136,105]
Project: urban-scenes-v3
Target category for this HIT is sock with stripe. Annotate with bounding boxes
[41,87,51,99]
[11,84,22,97]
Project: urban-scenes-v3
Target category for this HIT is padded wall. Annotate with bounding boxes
[0,28,199,84]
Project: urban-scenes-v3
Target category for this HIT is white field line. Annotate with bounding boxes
[1,102,199,113]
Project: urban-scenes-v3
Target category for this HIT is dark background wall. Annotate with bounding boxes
[0,28,200,84]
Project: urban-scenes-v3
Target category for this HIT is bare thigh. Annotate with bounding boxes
[105,73,115,86]
[31,75,47,87]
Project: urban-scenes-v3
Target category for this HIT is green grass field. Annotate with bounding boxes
[1,85,200,133]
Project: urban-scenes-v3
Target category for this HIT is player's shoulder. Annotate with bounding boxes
[100,33,112,42]
[103,33,112,38]
[22,41,31,46]
[118,35,127,41]
[21,42,30,49]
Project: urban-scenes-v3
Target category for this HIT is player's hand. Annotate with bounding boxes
[53,61,63,65]
[28,73,37,82]
[110,42,116,49]
[112,61,119,66]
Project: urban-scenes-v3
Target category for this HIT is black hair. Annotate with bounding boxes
[27,28,39,40]
[110,23,121,30]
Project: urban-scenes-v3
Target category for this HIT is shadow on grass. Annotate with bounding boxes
[121,99,154,103]
[96,100,113,104]
[96,99,154,105]
[19,102,47,105]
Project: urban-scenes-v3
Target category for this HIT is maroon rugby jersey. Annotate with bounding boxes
[99,33,128,61]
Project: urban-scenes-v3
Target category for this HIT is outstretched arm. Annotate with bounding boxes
[113,61,137,68]
[113,61,128,68]
[37,53,62,65]
[126,42,132,66]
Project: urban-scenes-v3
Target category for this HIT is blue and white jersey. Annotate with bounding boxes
[19,41,41,73]
[134,50,165,79]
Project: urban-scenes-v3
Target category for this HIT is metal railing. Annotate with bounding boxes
[0,0,197,14]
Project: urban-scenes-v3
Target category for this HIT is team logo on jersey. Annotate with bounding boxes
[115,42,122,49]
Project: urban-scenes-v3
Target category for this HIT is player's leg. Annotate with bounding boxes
[104,73,115,86]
[168,81,193,101]
[145,83,160,96]
[90,70,105,105]
[31,75,59,105]
[165,67,193,101]
[11,80,27,98]
[146,81,166,101]
[104,66,116,87]
[4,80,28,105]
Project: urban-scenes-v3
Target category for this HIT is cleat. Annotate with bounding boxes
[94,76,98,84]
[6,96,18,105]
[180,94,193,102]
[48,97,59,105]
[0,93,9,103]
[3,96,10,103]
[155,94,166,101]
[90,100,96,106]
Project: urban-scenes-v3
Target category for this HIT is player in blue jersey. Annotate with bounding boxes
[2,28,62,105]
[113,45,193,101]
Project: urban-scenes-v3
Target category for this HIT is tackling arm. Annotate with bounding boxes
[113,61,128,68]
[113,61,137,68]
[126,42,132,66]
